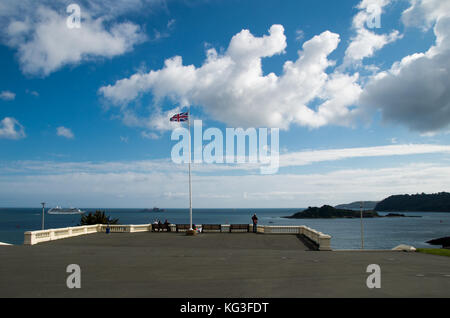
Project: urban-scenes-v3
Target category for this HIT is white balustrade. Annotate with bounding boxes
[263,226,301,234]
[299,226,332,251]
[131,224,152,232]
[24,223,332,250]
[24,225,99,245]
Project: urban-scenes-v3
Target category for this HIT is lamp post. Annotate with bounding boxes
[41,202,46,230]
[360,201,364,250]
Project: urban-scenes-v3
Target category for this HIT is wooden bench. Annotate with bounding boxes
[176,224,196,232]
[229,224,249,233]
[202,224,222,233]
[152,223,171,232]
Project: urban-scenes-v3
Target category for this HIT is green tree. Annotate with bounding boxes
[79,210,119,225]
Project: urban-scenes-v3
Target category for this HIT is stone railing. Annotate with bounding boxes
[259,225,302,234]
[24,225,101,245]
[98,224,154,233]
[251,225,331,250]
[24,224,152,245]
[300,226,332,251]
[24,223,331,250]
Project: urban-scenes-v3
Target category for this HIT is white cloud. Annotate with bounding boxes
[1,141,450,207]
[114,106,183,137]
[295,29,304,42]
[278,144,450,168]
[96,0,448,135]
[360,0,450,133]
[342,0,402,68]
[0,90,15,101]
[100,25,362,131]
[167,18,176,29]
[3,143,450,174]
[151,18,177,41]
[56,126,74,139]
[402,0,450,30]
[141,131,160,140]
[0,117,26,139]
[344,29,401,64]
[0,1,149,76]
[25,89,39,97]
[1,160,450,208]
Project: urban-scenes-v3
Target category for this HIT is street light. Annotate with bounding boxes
[41,202,45,230]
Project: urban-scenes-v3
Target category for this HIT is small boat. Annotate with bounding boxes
[47,206,85,215]
[141,207,165,213]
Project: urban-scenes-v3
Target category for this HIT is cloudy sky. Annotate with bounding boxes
[1,0,449,208]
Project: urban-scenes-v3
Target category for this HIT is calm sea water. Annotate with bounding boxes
[1,208,449,250]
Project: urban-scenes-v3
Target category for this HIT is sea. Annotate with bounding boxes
[1,208,449,250]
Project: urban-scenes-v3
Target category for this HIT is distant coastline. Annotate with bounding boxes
[335,201,379,210]
[375,192,450,212]
[333,192,450,213]
[284,205,422,219]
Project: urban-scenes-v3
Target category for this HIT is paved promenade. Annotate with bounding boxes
[0,233,449,297]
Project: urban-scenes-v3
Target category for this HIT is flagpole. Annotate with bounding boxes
[188,109,193,231]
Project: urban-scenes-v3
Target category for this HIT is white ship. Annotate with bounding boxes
[47,206,85,215]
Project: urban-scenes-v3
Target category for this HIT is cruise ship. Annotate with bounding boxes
[47,206,85,215]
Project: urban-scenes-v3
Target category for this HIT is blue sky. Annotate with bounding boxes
[0,0,450,208]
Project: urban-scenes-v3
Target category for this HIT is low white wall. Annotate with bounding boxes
[24,224,152,245]
[300,226,332,251]
[24,224,100,245]
[24,223,332,250]
[252,225,331,250]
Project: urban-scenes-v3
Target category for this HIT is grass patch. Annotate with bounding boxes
[416,248,450,257]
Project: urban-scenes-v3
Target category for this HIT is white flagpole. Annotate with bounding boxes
[188,110,193,231]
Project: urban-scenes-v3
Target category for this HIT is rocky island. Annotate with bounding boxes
[285,205,421,219]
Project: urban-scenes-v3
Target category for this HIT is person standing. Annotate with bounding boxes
[251,213,258,233]
[164,219,170,232]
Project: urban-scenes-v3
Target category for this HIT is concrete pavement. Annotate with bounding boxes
[0,232,449,297]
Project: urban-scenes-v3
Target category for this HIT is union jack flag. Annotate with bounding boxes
[170,112,189,122]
